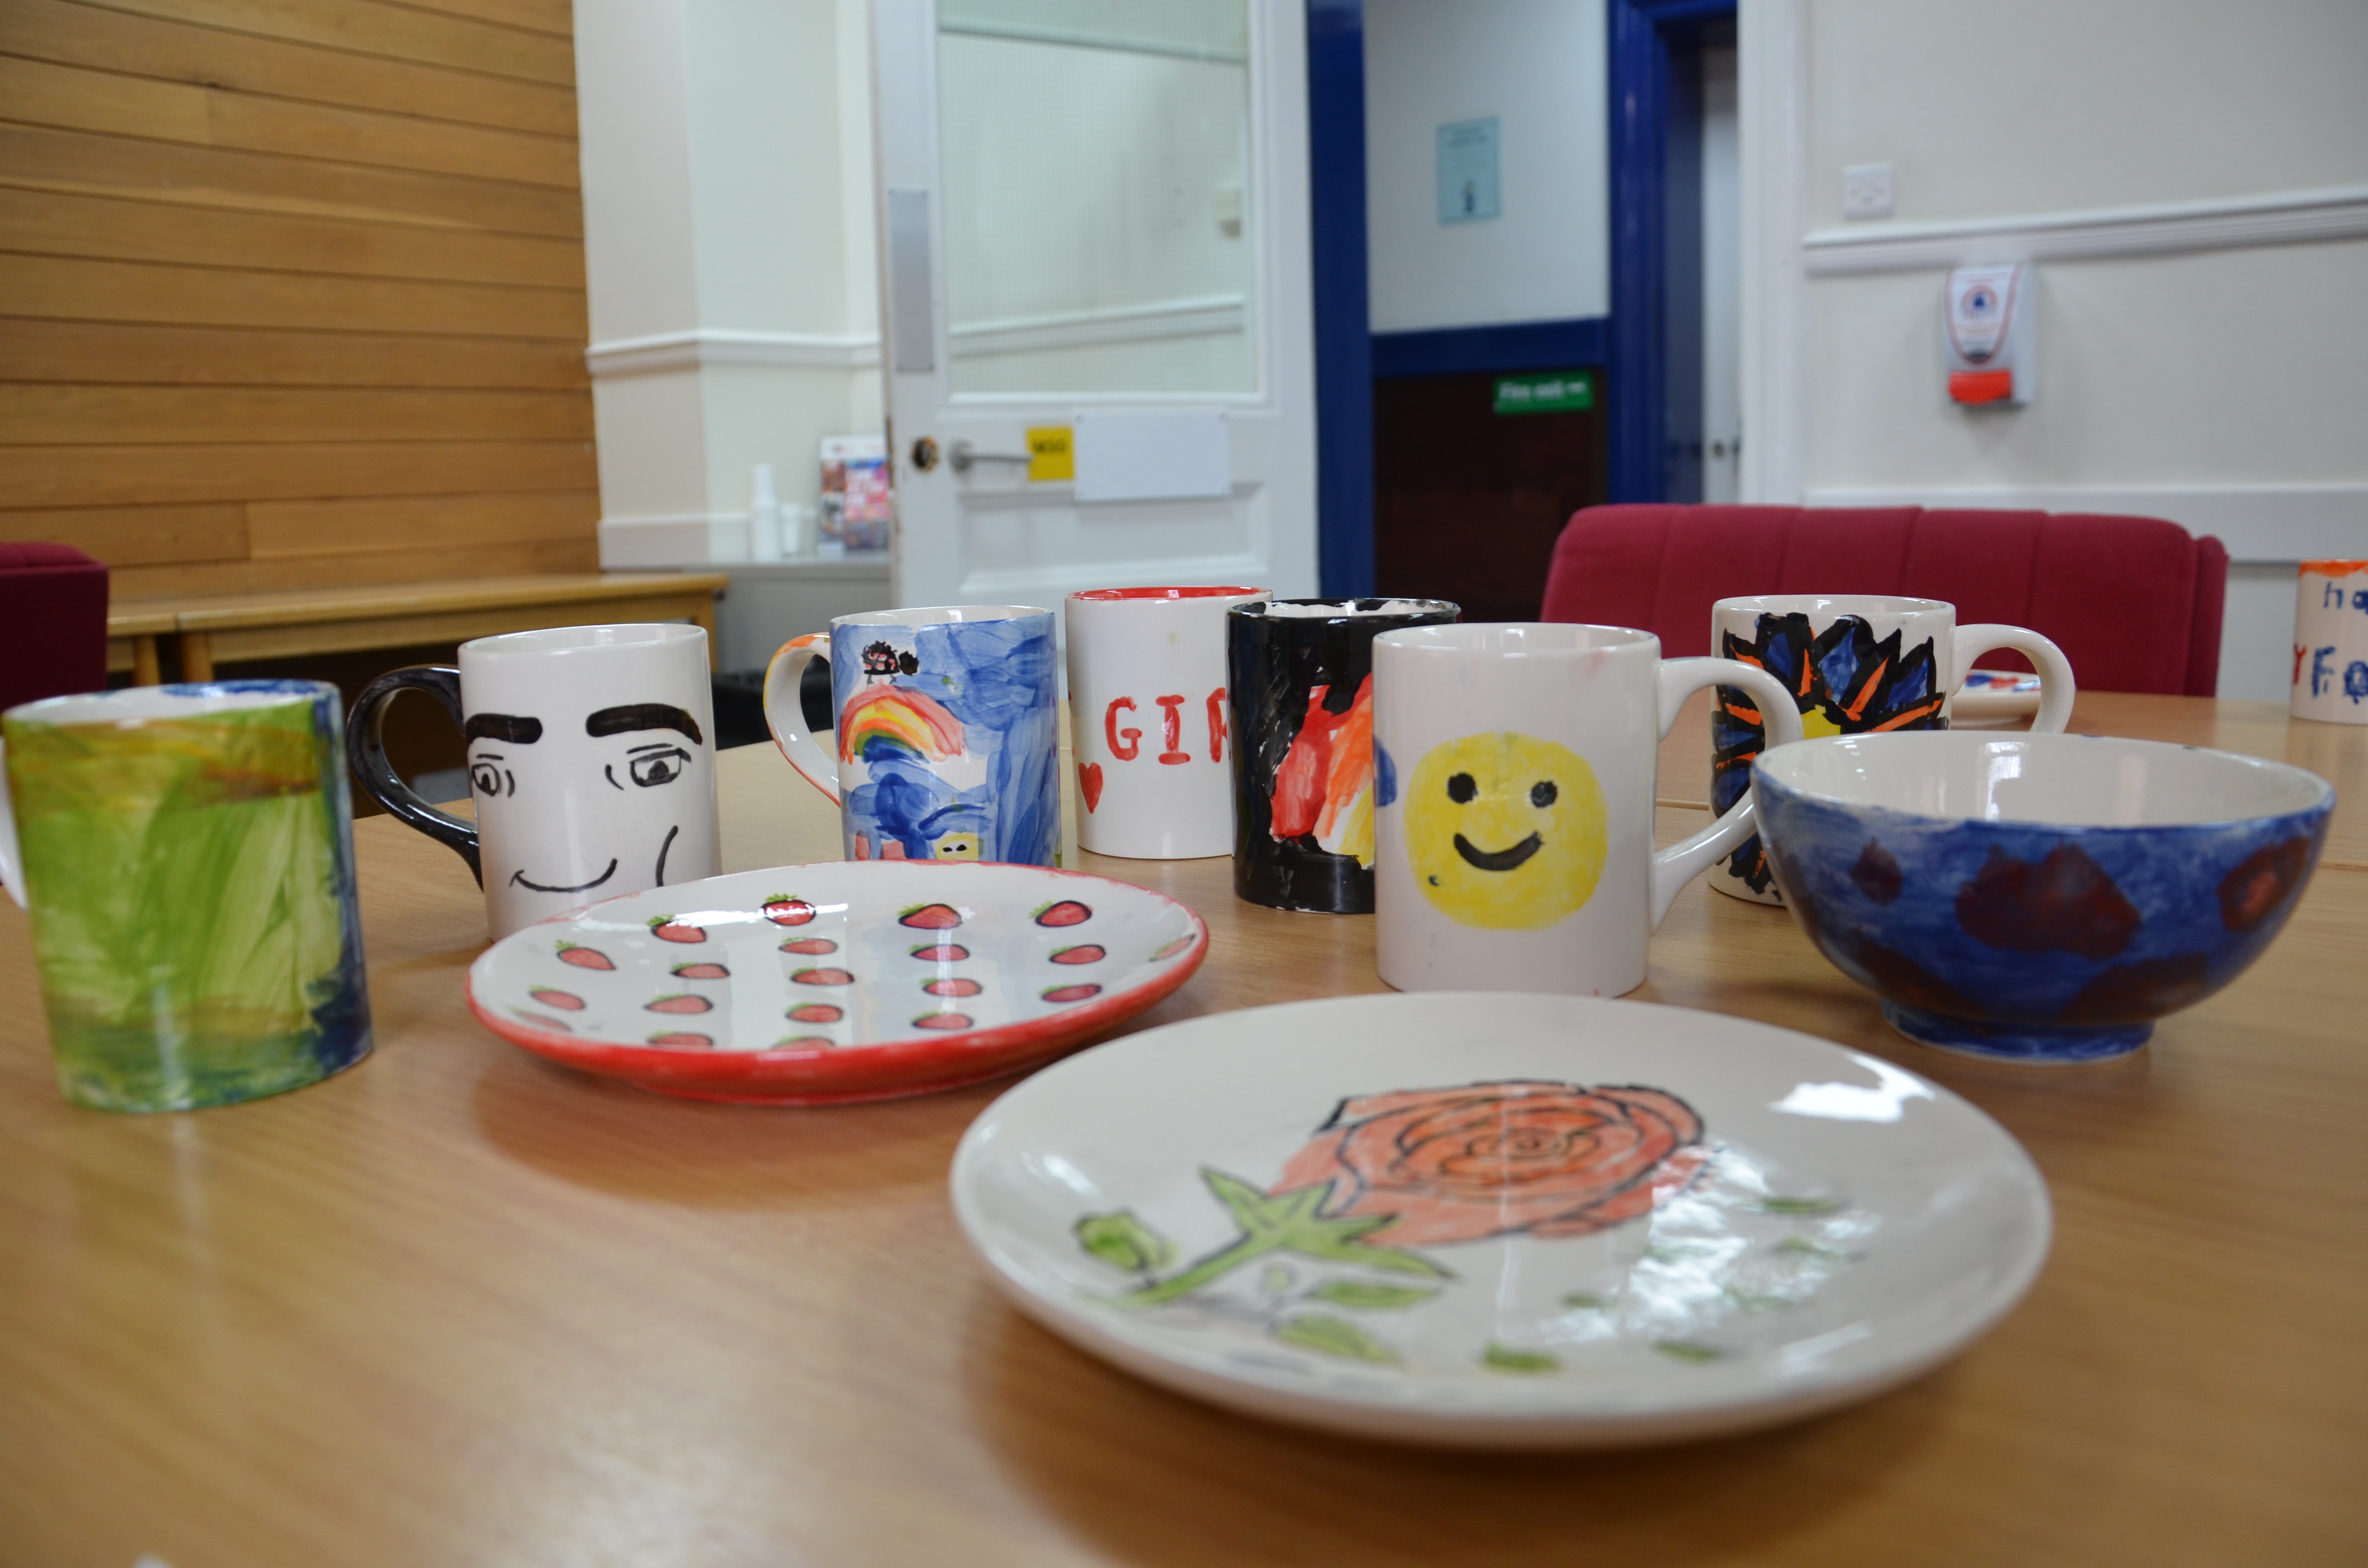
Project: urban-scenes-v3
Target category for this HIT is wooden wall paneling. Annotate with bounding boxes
[0,322,589,390]
[0,443,599,510]
[0,0,577,137]
[0,503,248,564]
[108,539,601,599]
[246,490,600,557]
[0,254,587,338]
[0,387,594,445]
[85,0,578,87]
[0,0,603,615]
[0,126,584,235]
[0,188,586,288]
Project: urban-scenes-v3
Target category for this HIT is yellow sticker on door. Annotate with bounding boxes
[1026,426,1074,483]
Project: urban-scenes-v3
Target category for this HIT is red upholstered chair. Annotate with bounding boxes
[0,543,111,713]
[1538,505,2229,695]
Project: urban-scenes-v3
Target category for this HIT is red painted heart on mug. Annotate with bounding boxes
[1078,761,1104,813]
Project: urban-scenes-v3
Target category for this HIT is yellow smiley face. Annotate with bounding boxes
[1404,732,1607,929]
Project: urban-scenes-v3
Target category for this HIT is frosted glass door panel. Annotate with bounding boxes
[938,0,1255,395]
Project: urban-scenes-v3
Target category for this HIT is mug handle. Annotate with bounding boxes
[1954,625,2077,733]
[346,666,482,886]
[1648,658,1806,929]
[0,735,22,909]
[763,633,841,803]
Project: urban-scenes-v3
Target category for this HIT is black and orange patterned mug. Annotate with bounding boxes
[1709,594,2077,905]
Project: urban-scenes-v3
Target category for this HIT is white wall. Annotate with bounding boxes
[576,0,881,567]
[1362,0,1608,333]
[1751,0,2368,698]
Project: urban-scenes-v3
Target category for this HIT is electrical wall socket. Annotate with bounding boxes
[1842,163,1894,220]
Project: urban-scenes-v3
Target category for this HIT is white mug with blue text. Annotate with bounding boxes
[349,624,722,939]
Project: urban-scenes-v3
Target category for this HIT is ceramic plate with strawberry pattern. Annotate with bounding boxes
[465,862,1207,1103]
[952,993,2050,1447]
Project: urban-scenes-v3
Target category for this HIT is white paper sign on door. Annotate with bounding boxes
[1072,411,1232,503]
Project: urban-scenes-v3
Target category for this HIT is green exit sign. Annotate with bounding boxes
[1493,369,1596,415]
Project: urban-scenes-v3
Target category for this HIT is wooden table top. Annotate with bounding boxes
[2,698,2363,1566]
[108,571,729,635]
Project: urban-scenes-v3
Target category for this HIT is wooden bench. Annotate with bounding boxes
[107,573,730,684]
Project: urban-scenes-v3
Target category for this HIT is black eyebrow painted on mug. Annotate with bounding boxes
[585,704,703,745]
[464,713,543,744]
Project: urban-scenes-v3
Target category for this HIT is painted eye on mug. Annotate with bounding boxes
[1530,779,1558,807]
[629,748,691,787]
[1446,772,1477,803]
[469,760,504,797]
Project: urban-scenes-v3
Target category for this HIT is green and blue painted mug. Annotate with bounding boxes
[0,681,372,1112]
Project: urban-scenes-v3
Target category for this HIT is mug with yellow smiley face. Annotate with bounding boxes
[1372,624,1803,997]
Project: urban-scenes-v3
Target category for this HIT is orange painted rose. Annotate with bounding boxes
[1270,1080,1707,1248]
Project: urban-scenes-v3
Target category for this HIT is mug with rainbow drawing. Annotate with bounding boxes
[764,605,1061,868]
[1225,598,1459,913]
[1708,594,2076,905]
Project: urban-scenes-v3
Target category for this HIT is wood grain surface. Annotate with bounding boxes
[0,701,2362,1567]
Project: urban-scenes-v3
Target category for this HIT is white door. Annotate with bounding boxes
[871,0,1319,610]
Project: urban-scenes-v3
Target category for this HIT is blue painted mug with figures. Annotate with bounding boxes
[764,606,1061,867]
[1709,594,2078,905]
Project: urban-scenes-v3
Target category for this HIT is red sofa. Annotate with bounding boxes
[1539,504,2228,695]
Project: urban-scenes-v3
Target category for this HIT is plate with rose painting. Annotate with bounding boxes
[951,993,2050,1447]
[464,862,1206,1104]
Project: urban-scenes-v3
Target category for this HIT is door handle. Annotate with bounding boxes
[949,440,1030,474]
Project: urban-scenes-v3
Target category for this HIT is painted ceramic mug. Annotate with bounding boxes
[1709,594,2076,904]
[350,624,722,940]
[1227,598,1460,912]
[2292,560,2368,724]
[765,605,1061,867]
[1373,625,1806,996]
[0,680,372,1112]
[1066,586,1269,859]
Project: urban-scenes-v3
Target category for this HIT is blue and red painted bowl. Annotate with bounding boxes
[1753,733,2332,1063]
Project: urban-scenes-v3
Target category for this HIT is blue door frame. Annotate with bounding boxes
[1305,0,1733,596]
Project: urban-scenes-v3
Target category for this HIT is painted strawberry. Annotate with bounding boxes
[899,903,962,930]
[556,943,615,970]
[763,895,817,926]
[1149,933,1196,961]
[647,1031,714,1049]
[671,962,729,980]
[512,1009,573,1032]
[923,977,983,998]
[792,967,855,986]
[1041,983,1102,1004]
[913,1013,974,1031]
[1049,944,1106,965]
[648,915,705,943]
[779,937,838,956]
[787,1003,844,1023]
[530,987,587,1010]
[1035,900,1092,928]
[909,943,970,962]
[646,993,712,1014]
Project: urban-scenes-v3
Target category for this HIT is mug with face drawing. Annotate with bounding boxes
[1708,595,2077,905]
[348,624,722,940]
[763,605,1061,868]
[1372,623,1806,997]
[1066,586,1270,859]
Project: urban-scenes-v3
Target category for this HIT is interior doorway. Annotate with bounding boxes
[1658,23,1740,504]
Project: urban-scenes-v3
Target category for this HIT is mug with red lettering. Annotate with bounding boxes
[1065,587,1269,858]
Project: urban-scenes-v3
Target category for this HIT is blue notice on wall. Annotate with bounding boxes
[1436,118,1501,225]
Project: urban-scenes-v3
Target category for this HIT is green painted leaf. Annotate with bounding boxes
[1075,1210,1174,1274]
[1560,1293,1612,1310]
[1724,1289,1800,1314]
[1775,1237,1849,1263]
[1274,1314,1398,1364]
[1259,1265,1293,1295]
[1760,1196,1844,1214]
[1655,1340,1724,1363]
[1307,1280,1439,1311]
[1482,1343,1560,1374]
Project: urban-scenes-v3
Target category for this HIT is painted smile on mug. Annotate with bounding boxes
[469,703,704,894]
[1404,732,1610,931]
